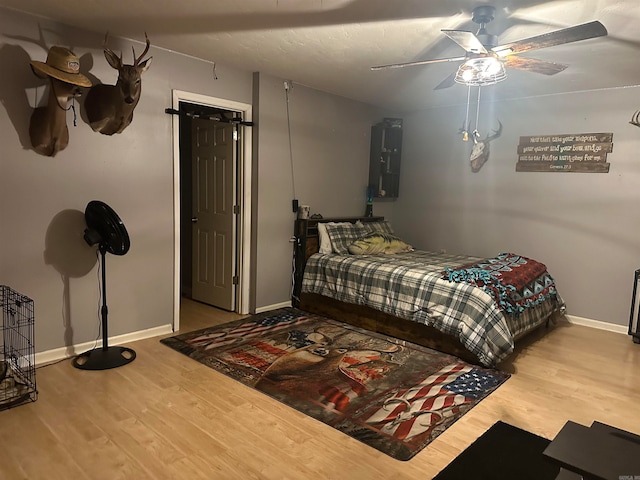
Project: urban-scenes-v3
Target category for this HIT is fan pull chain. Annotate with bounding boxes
[473,86,482,141]
[462,85,471,141]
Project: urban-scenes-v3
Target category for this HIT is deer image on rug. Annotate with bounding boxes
[84,33,152,135]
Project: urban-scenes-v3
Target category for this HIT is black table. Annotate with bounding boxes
[543,420,640,480]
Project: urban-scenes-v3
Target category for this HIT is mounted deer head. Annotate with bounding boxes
[84,33,152,135]
[470,121,502,173]
[29,46,92,156]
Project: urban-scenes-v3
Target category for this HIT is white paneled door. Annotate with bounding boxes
[191,118,236,310]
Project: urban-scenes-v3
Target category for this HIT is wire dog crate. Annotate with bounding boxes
[0,286,37,410]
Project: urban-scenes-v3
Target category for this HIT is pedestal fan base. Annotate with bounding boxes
[72,346,136,370]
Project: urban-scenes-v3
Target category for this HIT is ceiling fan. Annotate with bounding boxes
[371,5,608,89]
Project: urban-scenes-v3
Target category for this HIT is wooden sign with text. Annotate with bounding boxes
[516,133,613,173]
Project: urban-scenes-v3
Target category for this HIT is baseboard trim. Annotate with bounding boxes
[33,313,626,365]
[565,314,628,335]
[252,305,629,336]
[35,324,174,366]
[255,301,292,314]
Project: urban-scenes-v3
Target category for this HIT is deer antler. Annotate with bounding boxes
[630,110,640,128]
[102,31,123,65]
[486,121,503,142]
[86,32,152,135]
[133,32,150,66]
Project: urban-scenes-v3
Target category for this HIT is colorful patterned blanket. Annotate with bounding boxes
[443,253,558,315]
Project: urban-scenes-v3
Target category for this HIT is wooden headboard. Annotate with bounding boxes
[291,216,384,306]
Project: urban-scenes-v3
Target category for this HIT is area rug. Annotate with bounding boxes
[434,421,561,479]
[161,307,510,461]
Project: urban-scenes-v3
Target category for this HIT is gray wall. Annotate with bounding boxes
[0,7,391,354]
[0,8,253,353]
[253,73,390,308]
[394,86,640,328]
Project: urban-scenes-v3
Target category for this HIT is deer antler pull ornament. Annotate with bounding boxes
[470,122,502,173]
[84,33,152,135]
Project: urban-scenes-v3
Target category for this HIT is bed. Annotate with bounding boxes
[292,216,564,367]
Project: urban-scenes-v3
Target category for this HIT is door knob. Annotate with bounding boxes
[191,217,198,223]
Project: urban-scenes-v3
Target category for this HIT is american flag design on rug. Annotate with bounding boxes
[219,339,291,372]
[186,310,308,350]
[161,307,509,461]
[364,362,502,441]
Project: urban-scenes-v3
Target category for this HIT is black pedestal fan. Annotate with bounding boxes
[72,200,136,370]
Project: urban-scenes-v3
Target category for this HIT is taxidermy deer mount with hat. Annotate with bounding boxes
[29,46,92,157]
[84,33,152,135]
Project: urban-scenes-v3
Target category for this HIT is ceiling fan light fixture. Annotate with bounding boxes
[454,57,507,86]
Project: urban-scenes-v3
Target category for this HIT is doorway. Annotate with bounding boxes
[182,104,236,311]
[171,90,252,331]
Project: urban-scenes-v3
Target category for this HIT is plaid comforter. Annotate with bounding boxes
[301,250,562,367]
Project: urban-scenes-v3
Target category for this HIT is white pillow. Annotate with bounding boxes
[317,223,332,254]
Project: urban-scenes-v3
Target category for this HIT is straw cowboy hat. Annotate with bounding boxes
[30,46,92,87]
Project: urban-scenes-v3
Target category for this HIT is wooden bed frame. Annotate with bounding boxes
[292,216,484,364]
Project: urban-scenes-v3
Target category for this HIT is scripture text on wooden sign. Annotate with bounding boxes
[516,133,613,173]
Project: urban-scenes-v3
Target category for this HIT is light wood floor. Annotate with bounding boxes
[1,298,639,479]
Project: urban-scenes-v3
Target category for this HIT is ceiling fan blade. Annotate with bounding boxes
[434,71,457,90]
[503,56,568,75]
[371,56,466,71]
[441,30,488,54]
[492,20,607,56]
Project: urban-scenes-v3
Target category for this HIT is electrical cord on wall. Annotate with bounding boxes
[291,247,298,305]
[285,80,304,305]
[38,249,102,369]
[91,247,103,351]
[284,80,298,213]
[290,233,303,305]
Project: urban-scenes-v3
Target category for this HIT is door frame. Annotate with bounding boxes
[172,89,252,331]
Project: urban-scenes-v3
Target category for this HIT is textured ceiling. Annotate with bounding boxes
[1,0,638,111]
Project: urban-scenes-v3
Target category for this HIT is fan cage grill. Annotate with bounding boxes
[0,286,37,411]
[454,57,507,87]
